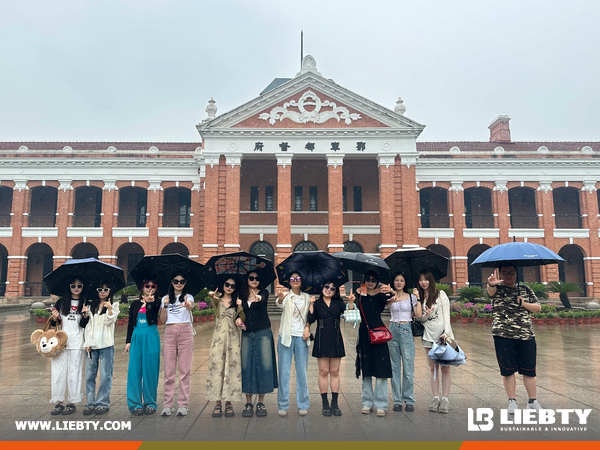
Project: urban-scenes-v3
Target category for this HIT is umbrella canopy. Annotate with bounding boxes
[43,258,126,300]
[332,252,390,284]
[277,251,348,294]
[384,248,449,290]
[130,253,205,297]
[470,242,564,268]
[200,251,276,291]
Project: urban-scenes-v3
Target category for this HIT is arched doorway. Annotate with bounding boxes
[249,241,275,293]
[559,245,586,296]
[116,243,145,284]
[161,243,190,256]
[0,244,8,296]
[343,241,363,253]
[467,244,491,289]
[71,243,99,260]
[25,243,54,296]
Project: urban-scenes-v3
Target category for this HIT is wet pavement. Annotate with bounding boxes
[1,309,599,441]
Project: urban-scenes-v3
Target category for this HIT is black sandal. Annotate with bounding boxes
[62,404,76,415]
[224,403,235,417]
[256,402,267,417]
[212,404,222,418]
[242,403,254,417]
[51,404,65,416]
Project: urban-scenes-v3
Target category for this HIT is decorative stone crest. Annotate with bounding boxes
[450,181,464,193]
[58,180,73,192]
[394,97,406,115]
[259,90,361,126]
[206,97,217,120]
[537,181,552,193]
[148,180,163,193]
[582,180,597,193]
[102,180,118,192]
[494,180,508,193]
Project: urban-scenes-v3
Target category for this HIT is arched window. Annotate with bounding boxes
[249,241,275,262]
[294,241,318,252]
[25,243,54,296]
[116,243,145,284]
[508,187,537,228]
[419,187,449,228]
[343,241,363,253]
[162,243,189,256]
[467,244,491,288]
[553,187,581,229]
[71,243,99,260]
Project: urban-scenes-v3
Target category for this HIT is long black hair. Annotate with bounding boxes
[167,271,190,305]
[57,276,87,316]
[391,272,409,294]
[219,277,239,309]
[90,281,114,315]
[318,279,342,303]
[138,279,158,301]
[239,271,264,302]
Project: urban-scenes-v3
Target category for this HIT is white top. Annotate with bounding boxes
[276,291,311,347]
[84,302,119,349]
[290,295,306,337]
[388,294,417,322]
[62,300,85,350]
[163,293,194,325]
[417,290,454,343]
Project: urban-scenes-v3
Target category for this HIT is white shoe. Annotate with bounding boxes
[298,409,308,416]
[507,399,518,414]
[176,407,188,416]
[161,407,174,416]
[526,400,542,413]
[278,409,287,417]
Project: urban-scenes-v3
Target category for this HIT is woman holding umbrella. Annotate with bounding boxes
[414,269,454,414]
[83,281,119,415]
[160,271,195,417]
[206,278,246,418]
[347,270,392,417]
[307,279,346,417]
[124,280,161,416]
[49,277,90,415]
[239,272,277,418]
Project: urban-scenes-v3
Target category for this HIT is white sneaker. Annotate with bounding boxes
[161,407,174,416]
[278,409,287,417]
[176,407,188,416]
[298,409,308,416]
[526,400,542,413]
[507,399,518,414]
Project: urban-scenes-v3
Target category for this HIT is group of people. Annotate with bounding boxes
[45,262,543,418]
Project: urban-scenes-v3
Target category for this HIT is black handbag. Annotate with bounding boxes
[410,296,425,337]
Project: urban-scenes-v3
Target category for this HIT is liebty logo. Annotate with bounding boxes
[468,408,591,431]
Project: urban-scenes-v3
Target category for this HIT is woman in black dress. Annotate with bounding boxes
[307,280,345,417]
[348,270,392,417]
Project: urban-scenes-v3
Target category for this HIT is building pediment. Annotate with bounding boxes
[197,69,424,135]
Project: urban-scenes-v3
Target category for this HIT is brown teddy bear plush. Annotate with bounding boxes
[31,321,68,357]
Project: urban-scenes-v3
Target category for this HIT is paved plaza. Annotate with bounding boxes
[1,308,598,441]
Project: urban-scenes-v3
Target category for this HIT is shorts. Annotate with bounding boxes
[421,339,433,349]
[493,335,536,377]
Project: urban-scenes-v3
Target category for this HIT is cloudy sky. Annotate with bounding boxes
[1,0,598,143]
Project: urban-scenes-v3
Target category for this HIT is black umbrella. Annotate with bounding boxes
[200,251,276,291]
[384,247,449,290]
[130,253,206,297]
[332,251,391,284]
[276,251,348,294]
[43,258,126,300]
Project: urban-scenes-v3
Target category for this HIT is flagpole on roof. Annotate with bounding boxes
[300,30,304,68]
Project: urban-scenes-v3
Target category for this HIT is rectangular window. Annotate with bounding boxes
[265,186,274,211]
[294,186,303,211]
[343,186,347,212]
[309,186,318,211]
[353,186,362,212]
[250,187,259,211]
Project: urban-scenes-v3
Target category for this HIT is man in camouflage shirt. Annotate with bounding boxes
[486,263,542,414]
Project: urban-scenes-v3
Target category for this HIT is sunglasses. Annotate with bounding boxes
[224,282,236,289]
[70,284,83,289]
[366,278,378,283]
[144,284,157,289]
[290,276,302,282]
[323,285,337,292]
[96,288,110,293]
[500,271,516,276]
[172,279,187,285]
[248,276,260,282]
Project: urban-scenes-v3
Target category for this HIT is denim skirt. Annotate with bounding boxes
[241,327,278,395]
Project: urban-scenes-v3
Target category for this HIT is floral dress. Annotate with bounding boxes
[205,301,244,402]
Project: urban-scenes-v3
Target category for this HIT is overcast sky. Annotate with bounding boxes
[1,0,599,143]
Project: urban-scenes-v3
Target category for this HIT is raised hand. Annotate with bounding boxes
[310,295,316,305]
[380,284,391,294]
[412,288,419,297]
[185,299,194,310]
[487,268,503,286]
[51,308,59,319]
[208,288,220,300]
[339,285,347,297]
[347,290,356,303]
[236,298,242,307]
[82,305,89,315]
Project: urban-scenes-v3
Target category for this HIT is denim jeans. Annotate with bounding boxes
[388,322,415,405]
[85,346,114,408]
[361,376,388,410]
[277,335,310,411]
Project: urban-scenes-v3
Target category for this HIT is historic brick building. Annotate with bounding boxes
[1,56,599,300]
